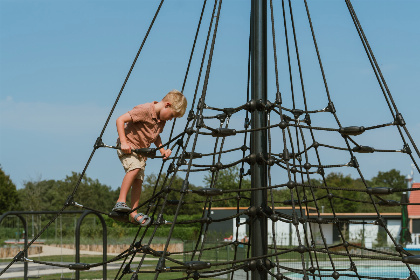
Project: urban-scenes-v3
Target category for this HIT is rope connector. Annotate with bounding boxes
[332,271,340,280]
[244,260,257,272]
[167,163,175,174]
[200,216,212,224]
[155,257,166,272]
[244,153,257,165]
[377,200,400,207]
[403,255,420,265]
[69,263,90,271]
[185,127,195,135]
[395,113,406,126]
[339,126,365,136]
[216,112,227,121]
[123,264,134,274]
[282,149,290,161]
[184,261,211,270]
[245,206,257,217]
[184,152,203,159]
[133,148,156,158]
[176,139,184,146]
[402,144,412,154]
[408,272,420,280]
[291,109,304,119]
[286,181,296,190]
[325,102,336,113]
[65,195,75,207]
[155,214,166,225]
[211,128,236,137]
[266,100,275,111]
[256,99,265,111]
[187,110,195,122]
[94,137,104,149]
[352,146,374,153]
[245,99,257,112]
[295,245,307,254]
[244,117,250,129]
[180,180,189,193]
[192,188,223,197]
[13,251,25,261]
[197,98,205,110]
[347,157,359,168]
[279,120,288,130]
[366,187,393,195]
[375,217,386,227]
[304,114,311,125]
[276,91,282,104]
[196,115,204,128]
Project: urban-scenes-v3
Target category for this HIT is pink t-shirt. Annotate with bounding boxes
[120,102,166,150]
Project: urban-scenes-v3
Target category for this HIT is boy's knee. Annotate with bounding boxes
[127,168,144,181]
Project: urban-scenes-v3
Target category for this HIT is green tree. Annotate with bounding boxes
[141,172,201,215]
[306,173,364,213]
[18,172,119,212]
[203,166,251,207]
[0,166,20,213]
[366,169,405,212]
[370,169,405,190]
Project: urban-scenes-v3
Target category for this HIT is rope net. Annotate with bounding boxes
[1,0,419,279]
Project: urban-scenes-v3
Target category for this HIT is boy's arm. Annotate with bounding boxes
[154,135,171,159]
[116,113,133,154]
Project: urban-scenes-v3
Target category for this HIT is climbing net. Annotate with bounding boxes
[2,0,420,279]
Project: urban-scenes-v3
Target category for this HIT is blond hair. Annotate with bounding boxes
[162,90,188,117]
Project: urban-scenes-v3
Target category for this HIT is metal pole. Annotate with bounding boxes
[250,0,268,279]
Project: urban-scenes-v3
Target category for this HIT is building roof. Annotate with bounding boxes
[408,183,420,218]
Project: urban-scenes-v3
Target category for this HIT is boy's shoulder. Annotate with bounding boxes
[129,102,157,121]
[130,102,153,112]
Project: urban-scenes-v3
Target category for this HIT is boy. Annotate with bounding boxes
[112,90,187,226]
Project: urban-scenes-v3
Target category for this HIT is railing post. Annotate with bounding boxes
[75,210,107,280]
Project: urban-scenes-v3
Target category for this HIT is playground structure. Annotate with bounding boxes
[1,1,420,279]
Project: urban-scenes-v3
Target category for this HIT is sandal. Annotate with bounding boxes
[130,213,152,227]
[112,202,131,212]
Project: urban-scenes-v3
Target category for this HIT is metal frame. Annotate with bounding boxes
[0,210,107,280]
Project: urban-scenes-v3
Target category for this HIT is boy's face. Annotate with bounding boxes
[160,104,177,121]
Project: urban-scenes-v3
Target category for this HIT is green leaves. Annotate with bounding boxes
[0,166,20,213]
[17,172,119,212]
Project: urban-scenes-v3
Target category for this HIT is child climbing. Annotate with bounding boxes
[112,90,187,226]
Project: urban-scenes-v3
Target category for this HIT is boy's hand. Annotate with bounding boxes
[120,142,132,154]
[161,149,172,159]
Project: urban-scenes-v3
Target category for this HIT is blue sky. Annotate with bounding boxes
[1,0,419,190]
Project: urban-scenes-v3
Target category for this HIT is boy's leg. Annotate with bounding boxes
[117,169,141,203]
[130,178,142,213]
[130,179,150,225]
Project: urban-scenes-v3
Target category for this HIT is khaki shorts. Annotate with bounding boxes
[117,149,146,181]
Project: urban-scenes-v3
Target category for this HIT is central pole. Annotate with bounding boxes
[250,0,268,280]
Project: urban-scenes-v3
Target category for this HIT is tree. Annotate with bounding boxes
[18,172,119,212]
[367,169,406,212]
[307,172,364,213]
[0,166,20,213]
[203,166,251,207]
[141,172,202,215]
[370,169,405,191]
